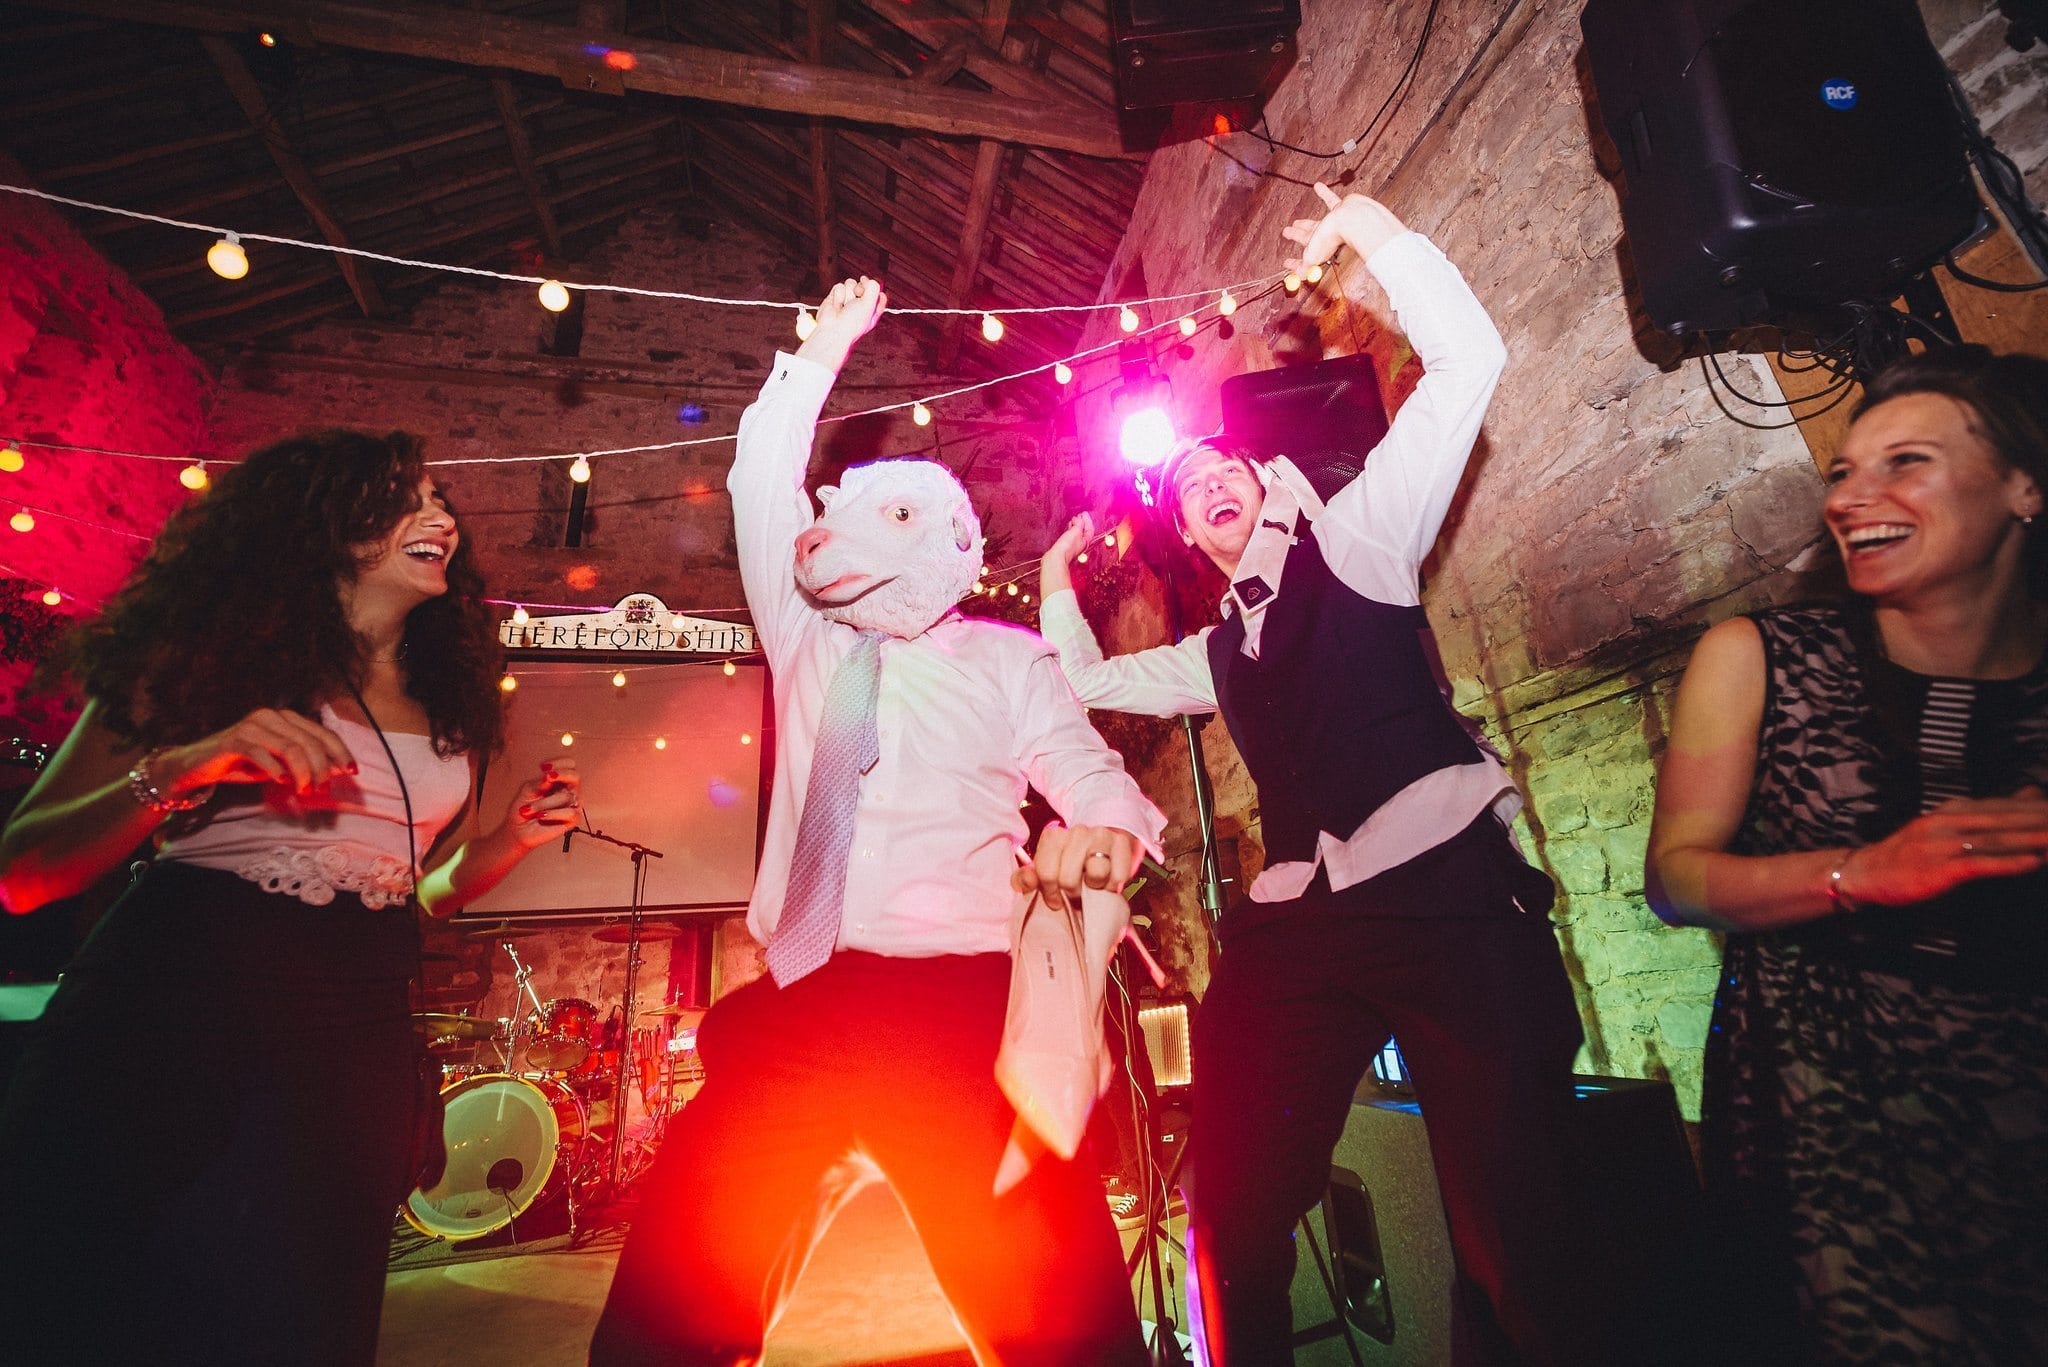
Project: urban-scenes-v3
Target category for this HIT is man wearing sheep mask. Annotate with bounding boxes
[590,277,1166,1365]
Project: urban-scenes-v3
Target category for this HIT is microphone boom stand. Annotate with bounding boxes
[564,824,665,1201]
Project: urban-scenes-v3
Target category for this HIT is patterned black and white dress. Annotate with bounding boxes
[1703,604,2048,1365]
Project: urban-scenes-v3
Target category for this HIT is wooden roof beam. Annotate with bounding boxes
[199,33,384,318]
[807,0,839,287]
[491,76,565,258]
[37,0,1129,158]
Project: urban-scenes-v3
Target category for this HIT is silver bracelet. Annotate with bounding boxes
[125,747,212,815]
[1825,856,1864,914]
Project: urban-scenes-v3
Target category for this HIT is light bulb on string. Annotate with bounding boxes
[499,674,519,692]
[980,312,1004,343]
[1006,583,1019,597]
[1178,316,1197,337]
[560,732,575,747]
[178,461,208,491]
[537,279,571,313]
[1283,272,1303,294]
[671,614,686,630]
[511,605,530,625]
[1118,306,1140,334]
[9,511,32,533]
[654,737,668,751]
[1076,551,1088,564]
[912,402,932,427]
[206,232,249,281]
[40,588,61,607]
[722,659,737,677]
[1217,290,1238,317]
[1053,361,1073,385]
[568,455,592,483]
[1104,533,1116,547]
[1021,593,1032,605]
[972,580,986,594]
[258,32,276,47]
[0,445,26,473]
[794,307,817,341]
[1306,264,1324,284]
[740,732,753,746]
[611,671,627,688]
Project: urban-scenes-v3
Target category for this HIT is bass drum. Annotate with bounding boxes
[403,1073,584,1240]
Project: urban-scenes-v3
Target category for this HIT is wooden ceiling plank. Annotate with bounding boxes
[34,0,1128,158]
[200,33,385,317]
[808,0,839,287]
[491,76,566,258]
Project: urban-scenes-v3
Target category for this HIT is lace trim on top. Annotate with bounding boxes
[233,846,413,909]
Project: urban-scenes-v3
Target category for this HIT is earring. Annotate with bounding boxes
[2026,513,2038,526]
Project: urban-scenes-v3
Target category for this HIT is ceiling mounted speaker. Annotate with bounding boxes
[1109,0,1303,111]
[1581,0,1980,336]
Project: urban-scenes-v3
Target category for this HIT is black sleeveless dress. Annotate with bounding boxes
[1702,604,2048,1365]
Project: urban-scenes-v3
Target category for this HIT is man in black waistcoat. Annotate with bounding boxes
[1039,185,1593,1365]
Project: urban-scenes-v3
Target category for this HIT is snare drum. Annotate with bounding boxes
[403,1073,584,1240]
[526,997,597,1071]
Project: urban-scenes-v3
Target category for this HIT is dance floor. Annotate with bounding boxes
[378,1181,976,1366]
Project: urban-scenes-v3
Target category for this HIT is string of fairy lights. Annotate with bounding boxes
[0,181,1334,619]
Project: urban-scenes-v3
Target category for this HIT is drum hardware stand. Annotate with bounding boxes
[565,823,665,1201]
[499,939,545,1072]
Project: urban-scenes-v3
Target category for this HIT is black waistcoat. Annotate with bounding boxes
[1207,530,1482,866]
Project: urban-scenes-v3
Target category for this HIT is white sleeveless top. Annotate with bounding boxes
[159,705,473,909]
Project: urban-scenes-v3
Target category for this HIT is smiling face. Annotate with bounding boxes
[351,476,459,610]
[1824,391,2042,604]
[1172,445,1267,577]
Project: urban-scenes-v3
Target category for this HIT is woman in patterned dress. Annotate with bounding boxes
[1646,346,2048,1365]
[0,430,579,1366]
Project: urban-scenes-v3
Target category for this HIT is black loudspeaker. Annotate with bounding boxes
[1220,352,1390,503]
[1580,0,1980,335]
[1290,1076,1700,1366]
[1109,0,1302,111]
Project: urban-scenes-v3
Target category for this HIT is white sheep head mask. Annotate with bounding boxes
[794,458,983,639]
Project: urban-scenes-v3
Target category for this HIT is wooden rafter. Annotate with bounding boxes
[938,0,1017,372]
[490,76,565,259]
[199,33,384,318]
[807,0,838,288]
[35,0,1129,158]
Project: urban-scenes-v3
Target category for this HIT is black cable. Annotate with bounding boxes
[1221,0,1441,169]
[1942,249,2048,292]
[1698,354,1858,430]
[1704,348,1854,409]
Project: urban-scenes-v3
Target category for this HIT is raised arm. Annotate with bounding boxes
[1284,186,1509,606]
[1037,512,1217,718]
[1645,616,2048,931]
[727,277,885,667]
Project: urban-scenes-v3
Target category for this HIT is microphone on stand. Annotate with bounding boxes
[563,825,574,854]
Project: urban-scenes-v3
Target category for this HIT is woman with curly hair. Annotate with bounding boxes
[1648,346,2048,1364]
[0,429,580,1366]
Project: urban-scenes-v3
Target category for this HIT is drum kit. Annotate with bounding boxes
[402,920,707,1244]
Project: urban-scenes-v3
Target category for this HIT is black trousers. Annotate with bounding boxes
[0,862,418,1367]
[589,951,1147,1366]
[1186,815,1590,1367]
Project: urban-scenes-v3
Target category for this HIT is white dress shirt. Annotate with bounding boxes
[730,352,1167,958]
[1039,231,1520,903]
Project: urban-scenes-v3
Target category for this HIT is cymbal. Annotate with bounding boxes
[411,1012,502,1041]
[591,922,684,943]
[461,922,544,940]
[638,1003,707,1024]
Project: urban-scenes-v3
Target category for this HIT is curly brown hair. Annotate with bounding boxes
[66,429,505,757]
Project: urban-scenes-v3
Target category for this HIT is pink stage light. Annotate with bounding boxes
[1118,406,1176,467]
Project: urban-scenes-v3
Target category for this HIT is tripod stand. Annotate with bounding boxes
[1107,943,1194,1367]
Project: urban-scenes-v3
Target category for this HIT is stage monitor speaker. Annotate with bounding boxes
[1109,0,1302,111]
[1220,352,1390,503]
[1579,0,1980,335]
[1290,1075,1700,1366]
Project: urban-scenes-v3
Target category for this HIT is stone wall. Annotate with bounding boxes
[0,158,215,743]
[1062,0,2047,1119]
